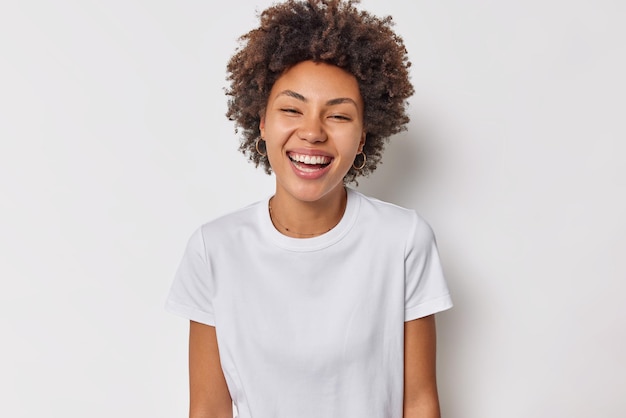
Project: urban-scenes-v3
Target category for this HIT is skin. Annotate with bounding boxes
[404,315,441,418]
[189,321,232,418]
[259,60,366,237]
[188,61,441,417]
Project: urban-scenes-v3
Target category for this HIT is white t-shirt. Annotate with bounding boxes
[166,188,452,418]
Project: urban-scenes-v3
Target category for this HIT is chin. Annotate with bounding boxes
[283,182,345,204]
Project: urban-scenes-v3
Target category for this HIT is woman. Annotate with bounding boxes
[166,1,453,417]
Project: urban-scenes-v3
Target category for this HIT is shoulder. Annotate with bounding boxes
[203,199,263,228]
[350,189,437,249]
[188,199,267,250]
[352,189,429,229]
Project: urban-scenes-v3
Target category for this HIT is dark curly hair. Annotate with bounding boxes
[225,0,414,183]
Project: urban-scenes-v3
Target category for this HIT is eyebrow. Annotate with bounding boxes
[277,90,359,107]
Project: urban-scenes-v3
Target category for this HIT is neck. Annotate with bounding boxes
[269,188,348,238]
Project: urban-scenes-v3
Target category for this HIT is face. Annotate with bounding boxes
[259,61,365,205]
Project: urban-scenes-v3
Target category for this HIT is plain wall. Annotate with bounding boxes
[1,1,624,416]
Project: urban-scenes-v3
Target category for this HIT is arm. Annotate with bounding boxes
[404,315,441,418]
[189,320,233,418]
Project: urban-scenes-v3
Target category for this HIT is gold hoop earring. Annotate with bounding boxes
[353,152,366,170]
[255,137,267,157]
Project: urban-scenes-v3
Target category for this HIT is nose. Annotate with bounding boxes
[297,114,327,143]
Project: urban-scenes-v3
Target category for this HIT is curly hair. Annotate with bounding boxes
[225,0,414,183]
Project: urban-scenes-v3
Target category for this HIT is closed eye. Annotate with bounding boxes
[280,108,301,115]
[329,114,352,121]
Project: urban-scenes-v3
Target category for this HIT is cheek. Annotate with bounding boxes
[339,129,365,153]
[263,135,284,168]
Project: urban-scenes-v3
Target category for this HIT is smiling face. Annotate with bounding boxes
[259,61,365,206]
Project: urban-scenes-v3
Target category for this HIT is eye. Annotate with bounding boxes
[280,108,301,115]
[329,114,352,121]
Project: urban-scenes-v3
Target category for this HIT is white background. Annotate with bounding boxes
[1,1,624,417]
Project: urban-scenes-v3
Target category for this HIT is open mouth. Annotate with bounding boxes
[288,152,332,172]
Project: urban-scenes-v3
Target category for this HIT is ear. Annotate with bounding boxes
[359,131,366,152]
[259,114,266,138]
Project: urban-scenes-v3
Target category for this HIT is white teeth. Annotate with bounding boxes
[289,153,330,165]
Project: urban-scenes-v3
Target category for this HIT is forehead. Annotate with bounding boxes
[269,61,362,106]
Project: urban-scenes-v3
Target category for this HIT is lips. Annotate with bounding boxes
[288,152,331,168]
[287,151,333,176]
[288,152,332,165]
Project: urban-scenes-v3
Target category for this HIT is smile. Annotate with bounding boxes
[288,152,332,169]
[287,152,333,176]
[288,152,332,165]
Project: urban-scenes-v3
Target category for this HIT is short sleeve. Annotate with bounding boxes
[404,213,453,321]
[165,227,216,326]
